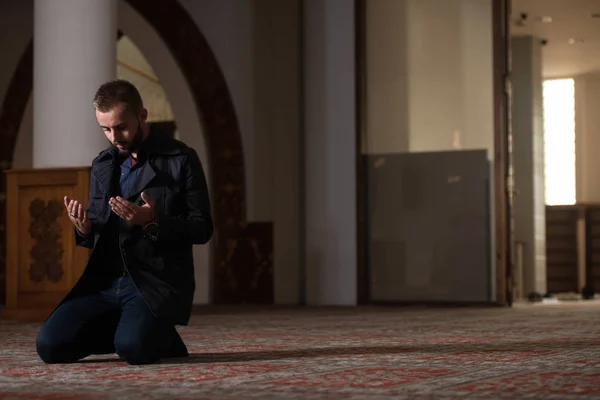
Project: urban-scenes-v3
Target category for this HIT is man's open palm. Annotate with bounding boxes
[109,192,156,226]
[64,196,91,235]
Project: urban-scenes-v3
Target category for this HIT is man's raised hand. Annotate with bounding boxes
[64,196,91,235]
[109,192,156,226]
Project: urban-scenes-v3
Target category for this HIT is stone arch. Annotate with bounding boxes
[0,0,273,305]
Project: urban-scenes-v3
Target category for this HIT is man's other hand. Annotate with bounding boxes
[64,196,92,236]
[109,192,156,226]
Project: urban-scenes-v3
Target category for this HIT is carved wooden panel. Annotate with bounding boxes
[3,167,90,321]
[214,222,274,304]
[27,198,65,284]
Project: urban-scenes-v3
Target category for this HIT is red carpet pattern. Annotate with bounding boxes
[1,303,599,399]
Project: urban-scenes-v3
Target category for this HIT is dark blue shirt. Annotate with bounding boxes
[119,156,142,198]
[105,155,144,276]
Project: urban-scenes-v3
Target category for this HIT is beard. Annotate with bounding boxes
[114,122,145,159]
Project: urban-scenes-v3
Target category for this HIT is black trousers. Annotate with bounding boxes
[36,275,188,365]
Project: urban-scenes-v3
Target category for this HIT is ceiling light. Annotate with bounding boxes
[540,16,552,23]
[568,38,584,44]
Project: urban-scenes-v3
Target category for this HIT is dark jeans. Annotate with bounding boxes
[36,275,188,365]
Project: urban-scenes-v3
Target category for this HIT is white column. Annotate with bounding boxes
[33,0,117,168]
[304,0,356,305]
[512,36,546,296]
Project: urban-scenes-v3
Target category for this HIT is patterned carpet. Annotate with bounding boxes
[1,303,599,399]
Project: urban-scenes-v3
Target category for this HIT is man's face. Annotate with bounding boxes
[96,103,146,155]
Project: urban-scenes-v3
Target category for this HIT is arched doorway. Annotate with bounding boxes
[0,0,274,305]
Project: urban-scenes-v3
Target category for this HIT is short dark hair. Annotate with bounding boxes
[93,79,143,114]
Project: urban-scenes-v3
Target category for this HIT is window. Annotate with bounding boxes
[543,78,576,205]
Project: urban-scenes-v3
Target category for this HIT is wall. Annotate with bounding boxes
[177,0,256,219]
[116,36,176,122]
[364,0,496,300]
[0,0,499,305]
[575,73,600,203]
[512,35,546,296]
[13,98,33,170]
[365,0,494,154]
[0,0,33,122]
[251,0,302,303]
[179,0,302,304]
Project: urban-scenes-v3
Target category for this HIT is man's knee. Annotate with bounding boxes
[114,337,158,365]
[36,329,71,364]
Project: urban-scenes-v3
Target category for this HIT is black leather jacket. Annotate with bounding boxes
[56,127,213,325]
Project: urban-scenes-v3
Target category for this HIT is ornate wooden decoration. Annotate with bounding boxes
[2,168,90,321]
[28,199,64,283]
[215,222,274,304]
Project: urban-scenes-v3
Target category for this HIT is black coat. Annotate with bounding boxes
[55,128,213,325]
